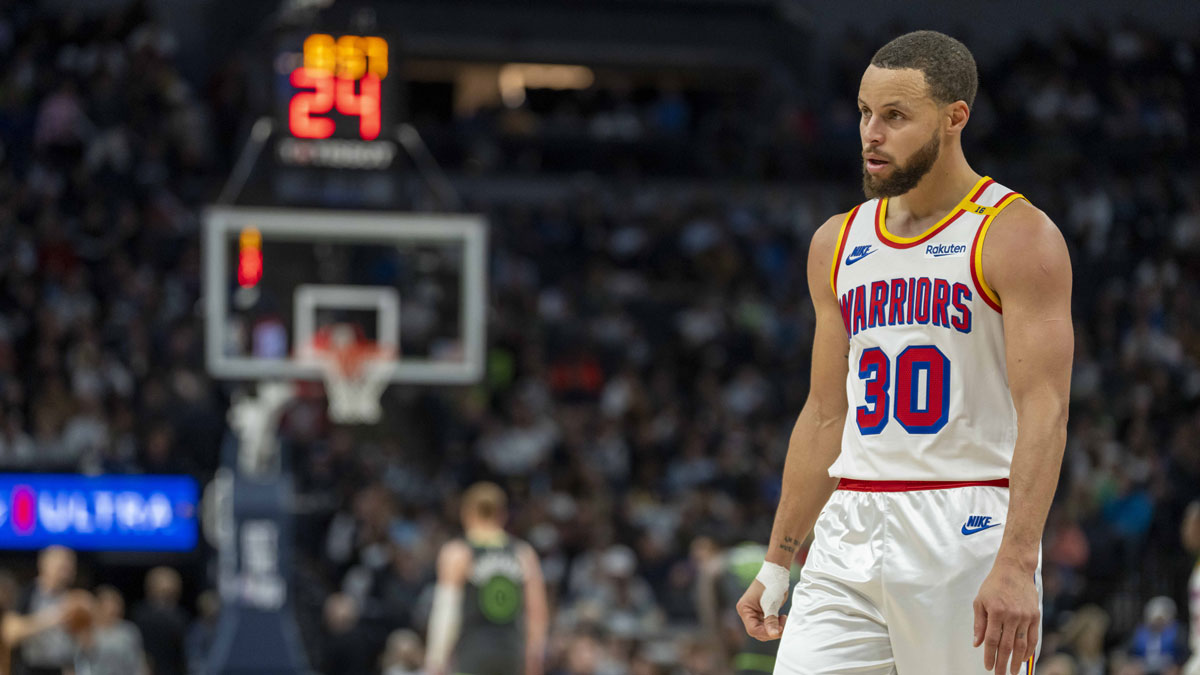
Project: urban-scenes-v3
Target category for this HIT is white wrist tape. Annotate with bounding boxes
[755,561,791,617]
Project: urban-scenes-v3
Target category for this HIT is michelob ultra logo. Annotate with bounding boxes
[0,475,198,551]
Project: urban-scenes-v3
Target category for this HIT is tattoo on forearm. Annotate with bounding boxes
[777,536,800,554]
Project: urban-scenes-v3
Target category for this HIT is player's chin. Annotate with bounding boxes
[861,172,889,198]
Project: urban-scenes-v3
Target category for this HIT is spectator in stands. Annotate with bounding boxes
[184,591,219,675]
[0,571,23,675]
[1058,605,1111,675]
[584,545,661,635]
[1129,596,1188,675]
[132,567,187,675]
[4,546,79,675]
[319,593,376,675]
[552,629,616,675]
[1041,653,1079,675]
[75,585,147,675]
[380,628,424,675]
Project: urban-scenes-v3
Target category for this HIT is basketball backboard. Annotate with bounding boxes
[203,207,487,387]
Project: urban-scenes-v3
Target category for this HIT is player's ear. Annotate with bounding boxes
[945,101,969,134]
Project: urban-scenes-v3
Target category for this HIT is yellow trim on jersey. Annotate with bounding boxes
[829,208,856,295]
[876,175,992,244]
[962,201,1002,217]
[972,192,1028,310]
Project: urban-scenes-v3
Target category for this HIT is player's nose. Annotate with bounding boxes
[861,116,885,146]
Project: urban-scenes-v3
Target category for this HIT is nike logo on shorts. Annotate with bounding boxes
[961,515,1002,535]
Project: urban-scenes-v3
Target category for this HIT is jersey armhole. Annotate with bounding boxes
[829,205,860,296]
[969,193,1029,314]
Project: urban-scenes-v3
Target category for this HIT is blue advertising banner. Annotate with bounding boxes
[0,474,199,551]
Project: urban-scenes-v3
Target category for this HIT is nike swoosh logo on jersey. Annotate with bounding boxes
[845,246,876,265]
[961,522,1002,535]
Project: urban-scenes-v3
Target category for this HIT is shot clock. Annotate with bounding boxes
[274,32,397,171]
[287,33,387,140]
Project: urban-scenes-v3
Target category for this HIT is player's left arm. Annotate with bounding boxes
[972,200,1073,675]
[517,542,548,675]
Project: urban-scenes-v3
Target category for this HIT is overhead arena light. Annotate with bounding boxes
[498,63,595,108]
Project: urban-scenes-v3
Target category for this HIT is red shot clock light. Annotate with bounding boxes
[287,34,388,141]
[238,227,263,288]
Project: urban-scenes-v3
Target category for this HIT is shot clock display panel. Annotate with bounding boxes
[275,32,394,142]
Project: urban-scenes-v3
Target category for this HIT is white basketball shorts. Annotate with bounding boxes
[775,480,1041,674]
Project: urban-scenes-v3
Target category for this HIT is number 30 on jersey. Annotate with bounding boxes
[856,345,950,435]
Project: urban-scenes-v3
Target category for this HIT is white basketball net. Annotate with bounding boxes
[301,324,394,424]
[319,356,391,424]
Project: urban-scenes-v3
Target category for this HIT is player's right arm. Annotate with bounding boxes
[517,541,548,675]
[737,213,851,641]
[424,540,471,675]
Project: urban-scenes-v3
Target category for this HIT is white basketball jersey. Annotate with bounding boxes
[827,176,1027,481]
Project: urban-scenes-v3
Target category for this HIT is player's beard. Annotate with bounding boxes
[862,130,941,199]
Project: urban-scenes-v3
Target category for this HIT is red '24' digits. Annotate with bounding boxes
[288,34,385,141]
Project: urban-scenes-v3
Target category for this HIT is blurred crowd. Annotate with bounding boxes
[0,1,1196,674]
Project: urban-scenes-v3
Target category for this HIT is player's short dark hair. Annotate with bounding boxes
[870,31,978,108]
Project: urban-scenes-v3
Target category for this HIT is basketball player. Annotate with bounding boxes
[1183,501,1200,675]
[425,482,548,675]
[737,31,1073,675]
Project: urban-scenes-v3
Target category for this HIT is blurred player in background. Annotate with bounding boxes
[425,482,548,675]
[737,30,1073,674]
[1184,501,1200,675]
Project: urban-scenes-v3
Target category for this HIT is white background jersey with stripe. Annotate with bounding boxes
[828,176,1026,481]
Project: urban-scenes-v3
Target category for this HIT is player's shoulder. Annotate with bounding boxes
[990,197,1060,240]
[440,538,473,562]
[811,209,855,256]
[815,209,854,239]
[436,538,474,580]
[807,208,860,297]
[512,537,539,560]
[983,196,1071,292]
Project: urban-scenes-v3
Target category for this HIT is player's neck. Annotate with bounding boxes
[887,160,981,238]
[465,525,506,544]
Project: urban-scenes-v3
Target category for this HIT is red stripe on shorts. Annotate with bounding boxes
[837,478,1010,492]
